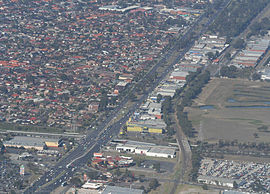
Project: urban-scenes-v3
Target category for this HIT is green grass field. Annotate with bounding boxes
[188,78,270,143]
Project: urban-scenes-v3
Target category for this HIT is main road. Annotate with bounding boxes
[24,2,230,193]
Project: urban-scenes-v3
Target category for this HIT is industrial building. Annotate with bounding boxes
[198,175,240,188]
[102,185,144,194]
[146,147,176,158]
[81,182,103,190]
[260,68,270,80]
[232,38,270,67]
[169,71,189,81]
[115,140,176,158]
[126,119,165,134]
[3,136,61,150]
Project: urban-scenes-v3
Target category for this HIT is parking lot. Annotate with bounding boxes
[0,159,25,192]
[198,158,270,192]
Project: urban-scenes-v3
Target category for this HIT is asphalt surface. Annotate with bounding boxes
[23,4,222,194]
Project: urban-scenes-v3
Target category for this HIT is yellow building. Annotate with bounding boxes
[127,126,143,132]
[148,128,163,134]
[126,121,164,134]
[44,139,61,148]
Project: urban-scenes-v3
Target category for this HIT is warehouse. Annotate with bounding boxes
[126,119,165,134]
[3,136,61,150]
[134,146,150,155]
[116,144,137,152]
[146,147,176,158]
[114,140,176,158]
[147,102,162,119]
[81,182,103,190]
[261,69,270,80]
[169,71,189,81]
[197,175,240,188]
[156,91,175,97]
[102,185,144,194]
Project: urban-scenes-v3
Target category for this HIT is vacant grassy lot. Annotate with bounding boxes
[175,184,220,194]
[187,78,270,143]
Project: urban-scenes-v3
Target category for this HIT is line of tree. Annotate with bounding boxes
[208,0,269,38]
[175,69,210,138]
[162,96,172,126]
[162,96,176,136]
[248,17,270,38]
[190,145,202,181]
[220,65,258,79]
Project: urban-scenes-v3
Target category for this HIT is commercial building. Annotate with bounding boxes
[44,139,61,148]
[3,136,61,150]
[91,154,134,169]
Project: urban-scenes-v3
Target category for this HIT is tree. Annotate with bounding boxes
[190,147,202,181]
[149,178,159,190]
[220,65,238,78]
[252,179,265,192]
[206,52,215,60]
[135,158,144,167]
[0,86,8,94]
[26,74,35,84]
[232,38,245,50]
[224,53,231,60]
[162,96,172,126]
[166,126,175,136]
[86,171,98,179]
[59,73,69,81]
[14,180,23,189]
[139,175,145,182]
[10,190,16,194]
[124,168,133,178]
[129,92,137,102]
[253,133,259,138]
[153,162,160,173]
[98,92,108,111]
[114,167,121,176]
[70,177,82,187]
[157,94,162,103]
[252,73,261,81]
[202,184,208,190]
[233,181,238,189]
[139,185,145,192]
[208,0,268,37]
[258,125,268,131]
